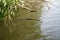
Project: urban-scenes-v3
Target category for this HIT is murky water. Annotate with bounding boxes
[41,0,60,40]
[0,0,60,40]
[0,4,42,40]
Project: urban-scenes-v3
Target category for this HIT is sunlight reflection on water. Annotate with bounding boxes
[41,0,60,40]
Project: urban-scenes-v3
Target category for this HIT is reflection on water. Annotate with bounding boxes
[8,20,42,40]
[0,6,43,40]
[1,0,60,40]
[41,0,60,40]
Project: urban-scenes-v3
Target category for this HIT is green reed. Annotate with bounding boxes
[0,0,19,22]
[0,0,47,22]
[0,0,47,40]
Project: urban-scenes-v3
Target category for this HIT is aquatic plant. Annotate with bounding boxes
[0,0,48,40]
[0,0,19,22]
[0,0,48,22]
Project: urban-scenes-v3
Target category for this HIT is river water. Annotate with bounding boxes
[0,0,60,40]
[41,0,60,40]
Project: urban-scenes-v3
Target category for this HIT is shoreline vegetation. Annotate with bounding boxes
[0,0,47,21]
[0,0,51,21]
[0,0,50,40]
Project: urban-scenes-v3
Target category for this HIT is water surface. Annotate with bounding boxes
[41,0,60,40]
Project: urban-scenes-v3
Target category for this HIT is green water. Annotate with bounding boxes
[0,6,44,40]
[1,0,59,40]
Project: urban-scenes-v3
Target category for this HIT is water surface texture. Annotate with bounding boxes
[41,0,60,40]
[0,0,60,40]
